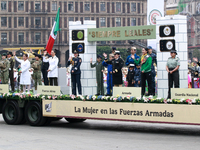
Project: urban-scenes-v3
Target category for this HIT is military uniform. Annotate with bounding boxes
[126,64,135,87]
[91,58,104,95]
[125,54,140,66]
[0,56,10,84]
[166,50,180,99]
[68,55,82,95]
[30,58,42,90]
[134,65,141,87]
[7,52,15,91]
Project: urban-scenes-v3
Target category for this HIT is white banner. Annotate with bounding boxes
[147,0,164,49]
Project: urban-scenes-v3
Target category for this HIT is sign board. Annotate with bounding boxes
[88,25,156,42]
[113,87,141,97]
[171,88,200,99]
[43,100,200,125]
[0,84,9,93]
[38,85,60,95]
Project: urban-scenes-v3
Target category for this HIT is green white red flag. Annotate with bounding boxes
[46,7,60,54]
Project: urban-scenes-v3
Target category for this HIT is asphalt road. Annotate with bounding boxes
[0,115,200,150]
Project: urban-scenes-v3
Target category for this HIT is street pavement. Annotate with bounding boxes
[0,115,200,150]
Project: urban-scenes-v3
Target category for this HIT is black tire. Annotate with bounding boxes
[65,118,86,123]
[25,101,47,126]
[2,101,23,125]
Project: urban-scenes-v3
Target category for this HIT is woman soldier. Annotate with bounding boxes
[166,50,180,99]
[133,48,153,98]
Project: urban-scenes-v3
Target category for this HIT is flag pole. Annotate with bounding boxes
[58,6,60,58]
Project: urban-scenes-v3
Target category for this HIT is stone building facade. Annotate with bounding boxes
[0,0,147,66]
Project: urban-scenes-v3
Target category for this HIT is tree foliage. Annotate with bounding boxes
[193,48,200,60]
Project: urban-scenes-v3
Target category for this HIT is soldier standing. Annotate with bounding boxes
[147,46,157,96]
[7,52,14,92]
[90,55,104,96]
[30,53,42,93]
[67,50,82,95]
[126,64,135,87]
[0,53,10,84]
[166,50,180,99]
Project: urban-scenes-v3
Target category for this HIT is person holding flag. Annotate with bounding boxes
[46,7,60,55]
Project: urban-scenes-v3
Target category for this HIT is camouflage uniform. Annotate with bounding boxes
[31,59,42,90]
[0,58,10,84]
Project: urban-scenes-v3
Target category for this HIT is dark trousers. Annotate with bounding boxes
[42,69,49,85]
[151,71,156,95]
[168,69,179,98]
[128,81,134,87]
[49,77,58,86]
[71,73,82,95]
[97,79,104,95]
[9,70,14,91]
[141,71,152,96]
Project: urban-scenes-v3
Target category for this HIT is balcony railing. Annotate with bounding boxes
[6,41,68,45]
[29,25,50,29]
[29,9,47,13]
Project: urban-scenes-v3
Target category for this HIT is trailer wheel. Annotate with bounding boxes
[65,118,86,123]
[25,101,46,126]
[2,101,23,125]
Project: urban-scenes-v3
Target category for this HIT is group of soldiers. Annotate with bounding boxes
[0,49,51,93]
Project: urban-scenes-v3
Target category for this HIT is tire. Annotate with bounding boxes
[2,101,23,125]
[25,101,47,126]
[65,118,86,123]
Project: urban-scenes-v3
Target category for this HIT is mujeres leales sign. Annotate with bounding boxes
[88,25,156,41]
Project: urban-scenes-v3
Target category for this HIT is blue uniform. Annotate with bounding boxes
[149,53,157,95]
[102,61,113,95]
[125,54,140,66]
[134,67,141,87]
[67,57,82,95]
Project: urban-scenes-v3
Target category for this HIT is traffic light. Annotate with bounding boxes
[72,30,84,41]
[160,40,175,52]
[72,43,85,54]
[159,25,175,52]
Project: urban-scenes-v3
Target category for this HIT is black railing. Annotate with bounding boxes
[29,9,47,13]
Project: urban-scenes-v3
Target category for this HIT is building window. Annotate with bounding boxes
[69,17,74,22]
[1,17,7,26]
[100,17,106,27]
[131,18,136,26]
[85,17,90,20]
[35,2,41,12]
[100,2,105,11]
[18,32,24,44]
[1,33,7,44]
[35,17,41,27]
[1,1,6,11]
[52,17,55,26]
[116,17,121,27]
[116,2,121,12]
[85,2,90,11]
[18,1,24,11]
[18,17,24,26]
[131,3,136,12]
[35,32,41,44]
[68,2,73,11]
[52,1,57,11]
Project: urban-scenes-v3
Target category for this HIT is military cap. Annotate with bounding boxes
[97,55,102,59]
[74,50,78,54]
[2,53,7,56]
[7,52,13,56]
[129,64,135,68]
[147,46,152,50]
[112,47,116,50]
[34,53,42,58]
[114,51,120,55]
[170,49,177,55]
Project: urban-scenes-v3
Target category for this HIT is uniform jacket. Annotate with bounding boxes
[134,67,141,82]
[33,52,50,70]
[47,56,59,78]
[102,61,113,73]
[149,53,157,72]
[30,59,42,72]
[68,57,82,74]
[15,56,31,85]
[126,69,135,83]
[134,54,152,73]
[91,61,104,83]
[8,57,14,72]
[125,54,140,66]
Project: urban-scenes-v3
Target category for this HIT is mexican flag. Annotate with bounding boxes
[46,7,60,54]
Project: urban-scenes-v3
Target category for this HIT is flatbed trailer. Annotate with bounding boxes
[0,97,200,126]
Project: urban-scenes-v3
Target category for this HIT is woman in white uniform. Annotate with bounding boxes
[47,49,59,86]
[13,52,31,94]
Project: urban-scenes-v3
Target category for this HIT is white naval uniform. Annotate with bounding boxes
[15,56,31,85]
[47,56,59,78]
